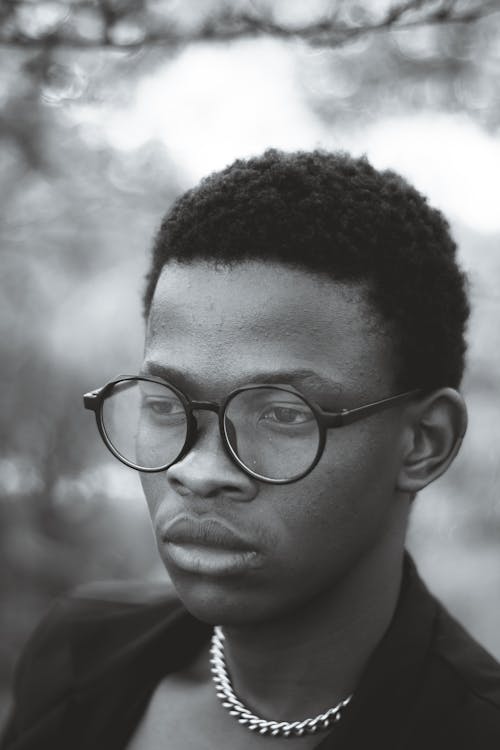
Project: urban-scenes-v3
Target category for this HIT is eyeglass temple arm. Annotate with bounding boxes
[323,389,422,428]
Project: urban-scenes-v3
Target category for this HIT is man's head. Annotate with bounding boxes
[139,150,469,625]
[144,149,469,391]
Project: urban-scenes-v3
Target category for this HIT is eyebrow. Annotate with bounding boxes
[140,361,344,396]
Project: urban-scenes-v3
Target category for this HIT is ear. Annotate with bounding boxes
[396,388,468,494]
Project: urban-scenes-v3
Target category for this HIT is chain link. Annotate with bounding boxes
[210,626,352,738]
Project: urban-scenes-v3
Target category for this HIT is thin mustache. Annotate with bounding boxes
[161,514,257,551]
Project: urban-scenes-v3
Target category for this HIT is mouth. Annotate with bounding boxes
[160,514,263,576]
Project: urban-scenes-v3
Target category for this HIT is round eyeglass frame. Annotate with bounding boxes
[84,375,422,485]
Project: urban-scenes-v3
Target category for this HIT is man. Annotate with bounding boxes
[3,149,500,749]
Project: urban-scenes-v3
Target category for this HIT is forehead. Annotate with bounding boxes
[145,261,395,399]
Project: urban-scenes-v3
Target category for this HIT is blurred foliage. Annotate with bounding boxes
[1,0,499,172]
[0,46,182,710]
[1,0,500,723]
[1,0,498,48]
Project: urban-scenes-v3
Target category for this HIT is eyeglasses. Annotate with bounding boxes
[83,376,420,485]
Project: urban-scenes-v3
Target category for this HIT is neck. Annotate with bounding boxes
[220,507,408,721]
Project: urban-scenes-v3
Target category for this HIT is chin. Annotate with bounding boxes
[168,569,327,630]
[165,567,283,626]
[169,571,250,623]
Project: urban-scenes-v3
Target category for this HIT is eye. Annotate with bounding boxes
[259,404,314,426]
[142,397,185,419]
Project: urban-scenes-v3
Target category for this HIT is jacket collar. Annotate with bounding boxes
[316,554,438,748]
[66,554,437,749]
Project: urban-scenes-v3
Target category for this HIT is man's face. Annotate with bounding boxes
[141,260,409,624]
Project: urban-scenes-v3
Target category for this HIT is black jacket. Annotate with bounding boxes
[2,557,500,749]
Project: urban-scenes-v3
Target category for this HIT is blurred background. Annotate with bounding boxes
[1,0,500,724]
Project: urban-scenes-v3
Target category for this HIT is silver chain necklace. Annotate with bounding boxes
[209,626,352,739]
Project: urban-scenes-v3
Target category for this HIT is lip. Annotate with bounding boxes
[160,514,263,576]
[164,543,261,576]
[161,514,256,552]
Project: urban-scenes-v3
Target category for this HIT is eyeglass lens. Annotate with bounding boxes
[100,379,321,481]
[224,387,320,480]
[102,379,188,470]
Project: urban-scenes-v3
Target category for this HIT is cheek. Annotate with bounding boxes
[270,421,403,575]
[321,415,403,502]
[140,472,165,521]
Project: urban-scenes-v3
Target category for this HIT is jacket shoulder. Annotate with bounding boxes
[430,604,500,744]
[69,578,179,608]
[2,580,181,748]
[434,606,500,707]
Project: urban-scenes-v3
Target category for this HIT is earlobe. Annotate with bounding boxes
[396,388,468,495]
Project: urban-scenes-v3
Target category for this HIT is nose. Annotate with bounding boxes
[166,411,257,501]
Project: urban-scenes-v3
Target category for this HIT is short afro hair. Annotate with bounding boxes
[144,149,469,391]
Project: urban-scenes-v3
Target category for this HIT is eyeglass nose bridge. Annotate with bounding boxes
[183,399,224,449]
[177,399,240,473]
[182,399,240,463]
[189,400,221,415]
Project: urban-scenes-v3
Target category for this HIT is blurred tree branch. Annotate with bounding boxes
[0,0,498,50]
[1,0,499,171]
